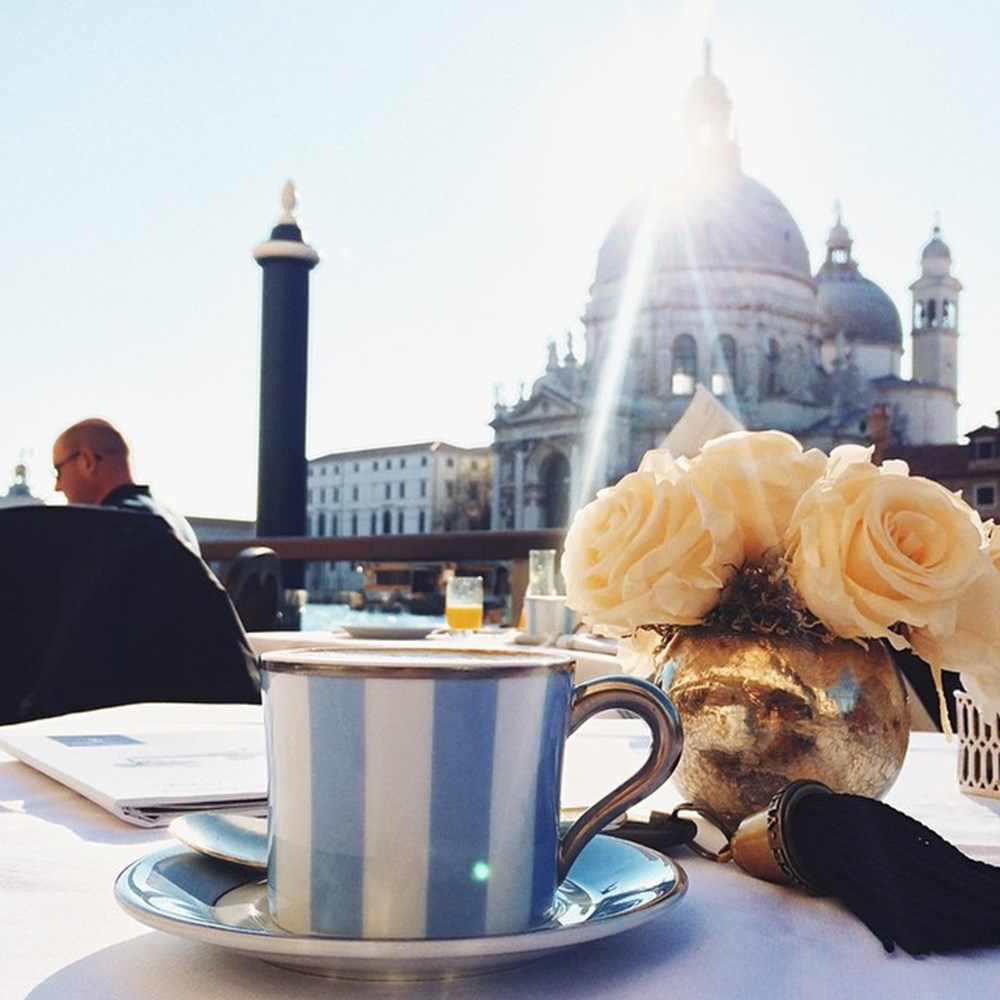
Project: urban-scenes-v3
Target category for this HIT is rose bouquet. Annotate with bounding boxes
[562,430,1000,725]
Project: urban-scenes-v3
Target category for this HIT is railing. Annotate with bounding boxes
[200,529,566,625]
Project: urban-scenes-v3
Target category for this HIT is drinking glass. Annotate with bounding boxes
[445,576,484,631]
[528,549,557,596]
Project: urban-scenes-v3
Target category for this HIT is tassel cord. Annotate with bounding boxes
[793,792,1000,956]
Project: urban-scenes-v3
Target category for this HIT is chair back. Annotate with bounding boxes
[0,505,259,723]
[224,546,283,631]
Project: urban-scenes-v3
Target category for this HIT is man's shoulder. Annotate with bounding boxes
[100,484,153,508]
[101,485,200,554]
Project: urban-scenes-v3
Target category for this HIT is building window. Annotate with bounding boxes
[418,510,426,532]
[332,513,339,536]
[333,487,340,502]
[353,462,360,473]
[421,455,428,467]
[712,334,737,396]
[382,510,392,534]
[446,481,454,499]
[317,512,326,535]
[973,439,996,460]
[370,512,377,534]
[765,338,782,396]
[397,510,404,533]
[373,461,379,471]
[942,299,956,329]
[351,512,358,536]
[671,334,697,396]
[401,457,407,468]
[447,457,455,468]
[352,485,359,501]
[541,452,570,528]
[320,488,326,504]
[333,464,340,475]
[420,480,427,497]
[384,483,391,500]
[399,481,406,498]
[974,484,996,508]
[387,459,392,470]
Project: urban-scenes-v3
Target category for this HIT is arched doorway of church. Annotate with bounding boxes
[541,452,571,528]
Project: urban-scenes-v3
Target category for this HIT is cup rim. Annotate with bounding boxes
[259,642,575,679]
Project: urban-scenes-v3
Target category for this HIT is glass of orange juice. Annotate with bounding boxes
[445,576,484,631]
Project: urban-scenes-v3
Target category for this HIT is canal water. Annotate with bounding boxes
[300,603,445,632]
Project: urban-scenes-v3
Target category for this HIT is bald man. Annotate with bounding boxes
[52,418,201,554]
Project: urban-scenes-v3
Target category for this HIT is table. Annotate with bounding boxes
[4,708,1000,999]
[245,631,941,730]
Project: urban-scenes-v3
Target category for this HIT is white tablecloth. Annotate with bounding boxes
[3,708,1000,999]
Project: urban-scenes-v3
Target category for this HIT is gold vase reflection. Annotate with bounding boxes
[657,629,910,825]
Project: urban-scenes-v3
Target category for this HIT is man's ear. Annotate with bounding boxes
[78,448,101,475]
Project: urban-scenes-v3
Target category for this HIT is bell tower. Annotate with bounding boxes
[909,224,961,394]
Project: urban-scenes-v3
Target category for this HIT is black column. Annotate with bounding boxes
[253,185,320,613]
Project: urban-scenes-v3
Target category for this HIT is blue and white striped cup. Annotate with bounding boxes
[260,644,682,939]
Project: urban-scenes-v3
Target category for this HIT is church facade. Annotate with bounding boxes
[490,53,963,531]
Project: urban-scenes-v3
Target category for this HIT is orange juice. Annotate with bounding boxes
[446,603,483,631]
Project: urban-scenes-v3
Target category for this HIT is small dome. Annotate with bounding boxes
[816,217,901,347]
[817,275,902,347]
[594,172,813,286]
[922,225,951,263]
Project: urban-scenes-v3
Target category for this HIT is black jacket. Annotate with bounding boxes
[0,505,259,724]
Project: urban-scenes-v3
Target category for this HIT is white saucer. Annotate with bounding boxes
[337,623,438,640]
[115,835,686,980]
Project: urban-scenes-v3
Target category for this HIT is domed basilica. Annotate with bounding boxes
[490,51,962,530]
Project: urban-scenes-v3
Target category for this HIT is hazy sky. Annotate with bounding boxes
[5,1,999,519]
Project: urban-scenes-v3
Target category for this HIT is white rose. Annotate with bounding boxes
[786,456,989,645]
[563,470,742,631]
[637,447,682,483]
[685,430,826,562]
[909,523,1000,720]
[615,628,663,679]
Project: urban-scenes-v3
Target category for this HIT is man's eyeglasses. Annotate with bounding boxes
[53,451,82,480]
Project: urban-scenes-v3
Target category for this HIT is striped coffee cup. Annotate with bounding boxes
[260,644,681,939]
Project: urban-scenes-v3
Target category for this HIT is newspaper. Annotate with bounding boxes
[0,702,267,827]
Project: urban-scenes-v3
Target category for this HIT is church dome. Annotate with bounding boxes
[594,172,813,287]
[815,216,902,347]
[594,46,812,291]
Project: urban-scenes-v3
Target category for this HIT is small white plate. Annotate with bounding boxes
[115,835,686,980]
[338,623,438,640]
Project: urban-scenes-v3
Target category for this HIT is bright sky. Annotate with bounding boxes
[5,1,999,519]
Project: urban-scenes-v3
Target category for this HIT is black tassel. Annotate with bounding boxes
[730,780,1000,956]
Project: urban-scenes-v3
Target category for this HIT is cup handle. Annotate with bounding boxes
[558,675,683,880]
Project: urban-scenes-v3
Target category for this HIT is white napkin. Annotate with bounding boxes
[660,385,744,458]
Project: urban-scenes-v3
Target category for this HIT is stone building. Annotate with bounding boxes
[305,441,492,599]
[887,411,1000,524]
[490,51,964,530]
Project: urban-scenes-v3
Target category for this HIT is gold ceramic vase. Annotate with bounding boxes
[656,628,910,825]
